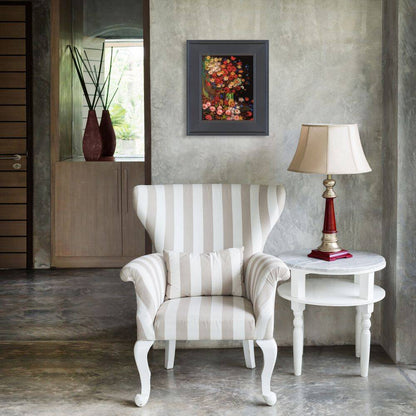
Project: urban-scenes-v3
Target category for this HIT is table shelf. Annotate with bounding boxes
[278,278,385,307]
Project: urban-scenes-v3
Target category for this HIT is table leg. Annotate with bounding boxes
[290,270,306,376]
[360,303,374,377]
[355,306,361,358]
[291,301,305,376]
[357,272,374,377]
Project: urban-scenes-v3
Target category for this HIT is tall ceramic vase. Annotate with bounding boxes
[83,110,102,161]
[99,109,116,158]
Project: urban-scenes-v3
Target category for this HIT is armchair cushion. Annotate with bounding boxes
[163,247,244,299]
[154,296,255,340]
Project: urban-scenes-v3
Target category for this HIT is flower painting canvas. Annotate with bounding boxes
[187,40,268,135]
[202,55,254,121]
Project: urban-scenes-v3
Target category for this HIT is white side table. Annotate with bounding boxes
[277,250,386,378]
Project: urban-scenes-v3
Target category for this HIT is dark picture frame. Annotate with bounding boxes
[187,40,269,136]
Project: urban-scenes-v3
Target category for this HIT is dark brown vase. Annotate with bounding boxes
[83,110,102,161]
[99,109,116,157]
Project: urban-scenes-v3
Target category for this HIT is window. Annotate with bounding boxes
[104,40,144,158]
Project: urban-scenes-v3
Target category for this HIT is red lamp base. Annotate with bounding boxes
[308,249,353,261]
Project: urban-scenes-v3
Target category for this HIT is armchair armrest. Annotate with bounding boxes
[245,253,290,339]
[120,253,167,340]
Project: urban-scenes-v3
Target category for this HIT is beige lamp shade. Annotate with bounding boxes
[288,124,372,174]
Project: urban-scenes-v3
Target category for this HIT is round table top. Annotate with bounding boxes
[277,250,386,275]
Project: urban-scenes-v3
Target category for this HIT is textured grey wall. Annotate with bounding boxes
[150,0,383,346]
[381,0,416,363]
[381,0,398,363]
[382,0,416,365]
[31,0,51,269]
[396,0,416,365]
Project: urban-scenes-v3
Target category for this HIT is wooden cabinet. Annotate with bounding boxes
[122,163,146,257]
[53,161,145,267]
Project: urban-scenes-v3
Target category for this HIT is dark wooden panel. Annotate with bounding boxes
[0,172,26,187]
[0,139,26,153]
[0,22,25,38]
[0,72,26,88]
[0,6,26,21]
[0,39,25,55]
[0,106,26,121]
[0,123,26,137]
[0,253,26,268]
[0,155,26,171]
[0,220,26,236]
[0,56,26,72]
[0,89,26,104]
[0,236,26,252]
[0,188,26,203]
[0,204,26,220]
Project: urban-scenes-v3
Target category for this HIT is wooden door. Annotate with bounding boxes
[0,3,31,268]
[54,162,122,257]
[121,162,145,257]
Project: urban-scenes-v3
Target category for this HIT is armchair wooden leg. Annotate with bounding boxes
[256,339,277,406]
[243,340,256,368]
[165,340,176,369]
[133,340,154,407]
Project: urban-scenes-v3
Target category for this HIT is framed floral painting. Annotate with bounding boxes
[187,40,269,135]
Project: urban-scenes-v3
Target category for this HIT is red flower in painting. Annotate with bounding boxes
[202,55,254,121]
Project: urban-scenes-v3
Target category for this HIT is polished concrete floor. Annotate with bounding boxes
[0,269,415,415]
[1,342,415,416]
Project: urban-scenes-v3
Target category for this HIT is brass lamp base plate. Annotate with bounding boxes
[308,249,353,262]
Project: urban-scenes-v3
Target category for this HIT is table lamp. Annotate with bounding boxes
[288,124,371,261]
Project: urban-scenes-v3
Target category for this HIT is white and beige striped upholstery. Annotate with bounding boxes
[121,184,289,341]
[163,247,244,299]
[154,296,255,340]
[133,184,285,263]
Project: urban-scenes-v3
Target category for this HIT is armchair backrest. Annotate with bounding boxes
[133,184,285,262]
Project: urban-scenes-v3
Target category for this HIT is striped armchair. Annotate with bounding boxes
[121,184,289,406]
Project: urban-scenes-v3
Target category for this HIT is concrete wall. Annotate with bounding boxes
[382,0,416,365]
[28,0,51,269]
[150,0,383,346]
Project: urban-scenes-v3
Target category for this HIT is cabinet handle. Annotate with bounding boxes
[116,168,120,214]
[0,154,21,160]
[124,168,128,213]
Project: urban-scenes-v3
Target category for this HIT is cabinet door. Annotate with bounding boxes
[121,162,146,257]
[55,162,122,257]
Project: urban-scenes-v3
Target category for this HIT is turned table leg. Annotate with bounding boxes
[360,303,374,377]
[292,301,305,376]
[353,275,362,358]
[290,270,306,376]
[358,272,374,377]
[355,306,362,358]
